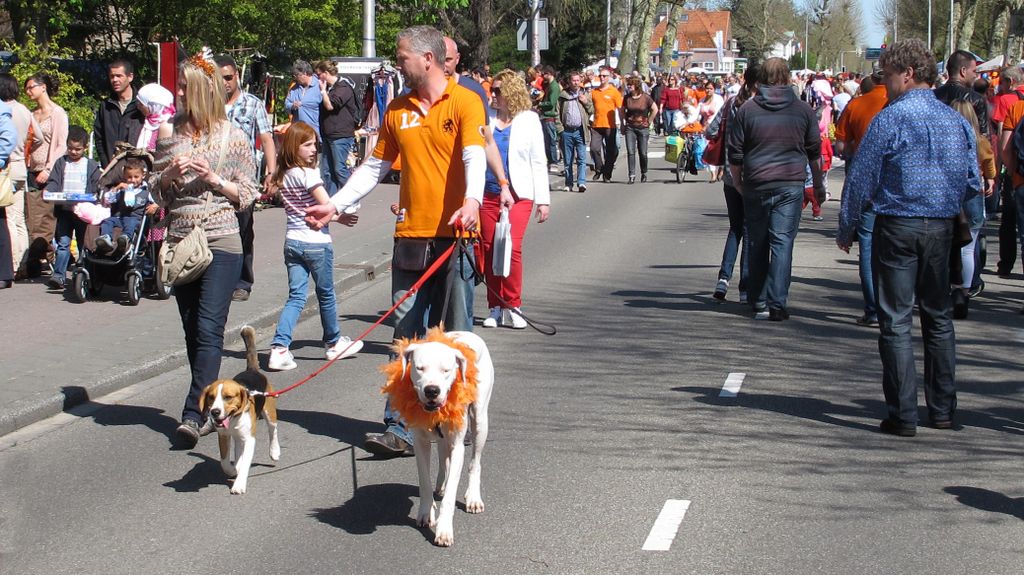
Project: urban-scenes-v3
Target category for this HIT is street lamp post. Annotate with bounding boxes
[804,13,809,70]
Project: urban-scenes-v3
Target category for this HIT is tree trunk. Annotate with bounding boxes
[990,1,1010,59]
[618,0,646,72]
[660,3,678,72]
[635,0,660,77]
[1007,1,1024,62]
[958,0,977,51]
[471,0,494,67]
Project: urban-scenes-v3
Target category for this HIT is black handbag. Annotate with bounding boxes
[392,238,456,272]
[952,210,973,249]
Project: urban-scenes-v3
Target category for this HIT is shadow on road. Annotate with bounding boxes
[310,482,418,534]
[944,486,1024,520]
[277,408,381,447]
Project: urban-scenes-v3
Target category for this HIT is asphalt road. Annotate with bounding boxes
[2,154,1023,574]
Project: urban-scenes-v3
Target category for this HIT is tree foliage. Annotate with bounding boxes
[1,26,98,131]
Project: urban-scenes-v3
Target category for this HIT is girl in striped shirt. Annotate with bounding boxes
[268,123,361,371]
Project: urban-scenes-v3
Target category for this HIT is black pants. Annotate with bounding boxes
[0,207,13,282]
[998,181,1018,275]
[235,203,255,291]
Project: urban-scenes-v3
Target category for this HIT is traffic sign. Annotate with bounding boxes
[865,48,882,60]
[517,18,549,51]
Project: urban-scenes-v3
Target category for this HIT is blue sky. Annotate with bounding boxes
[861,0,886,48]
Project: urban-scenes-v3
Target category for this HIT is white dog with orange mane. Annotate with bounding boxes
[381,328,494,547]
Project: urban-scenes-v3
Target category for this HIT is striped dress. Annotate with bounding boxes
[149,122,258,253]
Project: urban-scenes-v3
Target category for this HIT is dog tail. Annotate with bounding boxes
[241,325,259,373]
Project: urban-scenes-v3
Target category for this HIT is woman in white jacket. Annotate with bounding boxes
[479,69,551,329]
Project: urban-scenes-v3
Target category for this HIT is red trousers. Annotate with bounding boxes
[478,194,533,308]
[802,186,821,217]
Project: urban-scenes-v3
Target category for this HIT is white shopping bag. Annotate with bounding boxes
[492,207,512,277]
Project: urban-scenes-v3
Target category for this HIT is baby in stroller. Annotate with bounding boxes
[95,156,152,255]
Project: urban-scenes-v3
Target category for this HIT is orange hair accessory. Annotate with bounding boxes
[187,53,216,79]
[380,328,480,434]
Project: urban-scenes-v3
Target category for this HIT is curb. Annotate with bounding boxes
[0,253,393,438]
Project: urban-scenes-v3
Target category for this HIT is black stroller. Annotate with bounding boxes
[69,146,172,305]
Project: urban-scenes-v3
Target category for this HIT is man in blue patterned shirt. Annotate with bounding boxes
[837,39,981,437]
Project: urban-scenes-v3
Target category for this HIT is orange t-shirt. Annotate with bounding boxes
[835,85,888,157]
[591,84,624,129]
[1001,99,1024,187]
[373,77,486,238]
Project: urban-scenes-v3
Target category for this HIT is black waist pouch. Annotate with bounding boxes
[393,237,455,272]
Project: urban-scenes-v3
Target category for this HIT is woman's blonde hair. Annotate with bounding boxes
[951,99,983,139]
[177,60,227,136]
[493,69,532,117]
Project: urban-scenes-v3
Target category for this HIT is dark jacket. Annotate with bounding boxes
[93,94,144,168]
[45,155,102,212]
[727,85,821,192]
[320,77,359,140]
[934,81,989,136]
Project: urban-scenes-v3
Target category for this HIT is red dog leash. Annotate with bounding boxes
[262,240,460,399]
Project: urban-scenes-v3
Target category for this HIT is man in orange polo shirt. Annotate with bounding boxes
[999,92,1024,288]
[835,70,888,326]
[590,67,624,182]
[993,66,1024,278]
[306,25,487,457]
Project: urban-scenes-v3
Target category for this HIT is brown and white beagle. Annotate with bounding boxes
[199,326,280,494]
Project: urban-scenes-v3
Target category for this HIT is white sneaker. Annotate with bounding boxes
[326,336,364,360]
[482,307,501,328]
[713,278,728,300]
[268,346,297,371]
[504,308,528,329]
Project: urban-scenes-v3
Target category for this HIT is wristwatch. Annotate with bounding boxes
[214,175,225,190]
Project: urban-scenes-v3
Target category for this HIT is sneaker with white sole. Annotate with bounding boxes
[326,336,364,360]
[504,308,528,329]
[482,306,501,328]
[713,278,728,300]
[268,346,297,371]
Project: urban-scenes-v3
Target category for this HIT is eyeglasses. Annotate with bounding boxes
[222,74,235,81]
[599,74,610,78]
[25,83,41,91]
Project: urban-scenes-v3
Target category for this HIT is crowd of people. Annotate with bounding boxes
[0,29,1021,445]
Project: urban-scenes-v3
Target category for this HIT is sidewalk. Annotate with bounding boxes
[0,188,402,436]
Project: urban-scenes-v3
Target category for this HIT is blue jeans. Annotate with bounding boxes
[100,214,141,240]
[742,184,803,311]
[174,249,242,423]
[562,127,587,188]
[272,239,340,349]
[662,109,678,135]
[873,215,957,425]
[321,136,355,195]
[858,208,877,317]
[542,119,559,165]
[623,125,650,177]
[718,184,748,292]
[53,208,87,280]
[384,240,476,443]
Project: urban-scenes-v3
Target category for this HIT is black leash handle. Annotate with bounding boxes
[456,239,557,336]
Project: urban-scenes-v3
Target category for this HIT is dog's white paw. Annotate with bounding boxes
[465,497,485,514]
[417,503,437,528]
[229,481,247,495]
[270,446,281,462]
[221,461,237,477]
[433,523,454,547]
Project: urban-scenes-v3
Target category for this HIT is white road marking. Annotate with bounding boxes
[642,499,691,551]
[649,151,665,158]
[720,372,745,397]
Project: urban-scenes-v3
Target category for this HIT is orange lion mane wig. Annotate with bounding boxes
[380,328,480,434]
